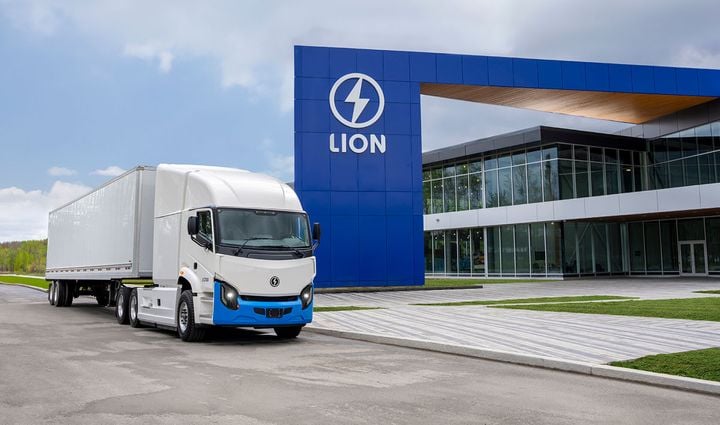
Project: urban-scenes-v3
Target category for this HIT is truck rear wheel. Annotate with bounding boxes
[115,286,131,324]
[274,326,303,339]
[64,282,74,307]
[54,281,66,307]
[177,290,205,342]
[129,288,142,328]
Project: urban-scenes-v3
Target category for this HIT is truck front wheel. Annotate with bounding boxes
[274,326,303,339]
[177,290,206,342]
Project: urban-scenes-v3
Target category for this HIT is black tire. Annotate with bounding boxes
[129,288,142,328]
[274,326,303,339]
[115,286,131,324]
[177,290,205,342]
[64,282,74,307]
[48,281,55,306]
[54,281,66,307]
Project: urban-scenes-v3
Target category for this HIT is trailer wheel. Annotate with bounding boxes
[115,286,130,324]
[129,288,142,328]
[54,281,66,307]
[177,290,206,342]
[274,326,303,339]
[48,281,55,306]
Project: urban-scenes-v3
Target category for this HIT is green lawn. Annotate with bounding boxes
[0,275,49,290]
[610,348,720,382]
[314,306,384,312]
[494,297,720,322]
[694,290,720,294]
[413,295,635,307]
[423,278,556,288]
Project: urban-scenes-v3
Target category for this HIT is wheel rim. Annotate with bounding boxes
[130,294,137,322]
[117,293,124,318]
[178,302,189,333]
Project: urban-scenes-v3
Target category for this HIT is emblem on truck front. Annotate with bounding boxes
[270,276,280,287]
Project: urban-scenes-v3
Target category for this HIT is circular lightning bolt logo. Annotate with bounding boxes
[329,73,385,129]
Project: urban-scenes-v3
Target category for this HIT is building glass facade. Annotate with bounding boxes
[424,119,720,279]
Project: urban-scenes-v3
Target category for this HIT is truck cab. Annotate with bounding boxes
[124,164,318,341]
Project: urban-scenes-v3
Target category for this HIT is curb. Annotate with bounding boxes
[0,282,48,293]
[316,285,483,294]
[306,327,720,397]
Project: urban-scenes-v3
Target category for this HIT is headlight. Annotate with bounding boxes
[220,282,239,310]
[300,284,313,309]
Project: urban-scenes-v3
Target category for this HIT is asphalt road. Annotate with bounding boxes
[1,284,718,425]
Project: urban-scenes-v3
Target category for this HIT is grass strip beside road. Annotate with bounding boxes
[0,275,49,290]
[694,290,720,294]
[424,278,556,288]
[314,306,384,312]
[610,348,720,382]
[412,295,635,307]
[494,297,720,322]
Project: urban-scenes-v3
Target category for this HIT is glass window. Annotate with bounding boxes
[456,174,469,211]
[487,227,501,274]
[458,229,471,274]
[456,162,469,175]
[530,223,546,275]
[575,160,589,198]
[684,157,700,186]
[515,224,530,275]
[651,163,669,190]
[591,162,604,196]
[431,167,442,179]
[196,210,214,245]
[605,149,618,164]
[512,165,527,205]
[644,222,661,272]
[678,218,704,241]
[558,144,573,160]
[484,169,499,208]
[500,225,515,275]
[592,223,609,273]
[546,222,562,274]
[469,160,483,173]
[431,180,443,213]
[574,146,589,161]
[629,222,645,272]
[498,154,512,168]
[633,165,643,191]
[423,169,432,181]
[423,181,432,214]
[621,164,634,193]
[484,156,498,170]
[577,223,593,274]
[660,221,678,273]
[559,160,574,200]
[469,173,483,209]
[446,230,458,274]
[424,232,433,273]
[590,147,603,162]
[608,223,624,273]
[543,145,558,161]
[498,168,512,206]
[432,231,445,274]
[512,151,526,165]
[706,218,720,273]
[443,177,456,212]
[527,149,542,163]
[668,160,684,188]
[543,160,559,202]
[471,228,485,275]
[527,162,543,203]
[444,164,456,177]
[620,150,633,165]
[563,222,578,274]
[698,153,714,185]
[605,163,619,195]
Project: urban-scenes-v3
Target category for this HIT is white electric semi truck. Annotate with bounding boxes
[45,164,320,341]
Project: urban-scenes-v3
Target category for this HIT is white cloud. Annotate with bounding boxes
[0,181,91,242]
[47,166,77,176]
[123,43,174,73]
[91,166,125,177]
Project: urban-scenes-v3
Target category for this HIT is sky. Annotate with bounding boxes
[1,0,719,241]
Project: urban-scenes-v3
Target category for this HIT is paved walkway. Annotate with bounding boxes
[311,278,720,364]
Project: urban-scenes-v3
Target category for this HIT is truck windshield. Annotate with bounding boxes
[217,209,311,249]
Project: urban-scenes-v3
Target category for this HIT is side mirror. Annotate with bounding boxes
[312,222,321,241]
[187,216,199,236]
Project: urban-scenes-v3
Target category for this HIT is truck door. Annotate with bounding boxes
[186,209,217,286]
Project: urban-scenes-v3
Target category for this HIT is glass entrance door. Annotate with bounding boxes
[679,241,707,275]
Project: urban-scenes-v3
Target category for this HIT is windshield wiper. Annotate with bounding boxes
[233,237,269,256]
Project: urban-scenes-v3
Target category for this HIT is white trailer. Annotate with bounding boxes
[46,164,319,341]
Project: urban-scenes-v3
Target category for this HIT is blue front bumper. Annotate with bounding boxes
[212,282,313,327]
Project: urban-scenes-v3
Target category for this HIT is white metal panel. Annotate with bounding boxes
[506,203,539,224]
[46,167,156,280]
[657,185,701,212]
[700,183,720,208]
[618,190,658,215]
[584,195,620,217]
[137,169,157,274]
[152,214,181,287]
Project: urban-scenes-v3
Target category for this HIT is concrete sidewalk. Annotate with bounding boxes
[311,278,720,364]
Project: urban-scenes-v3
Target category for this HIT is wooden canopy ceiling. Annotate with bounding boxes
[420,83,716,124]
